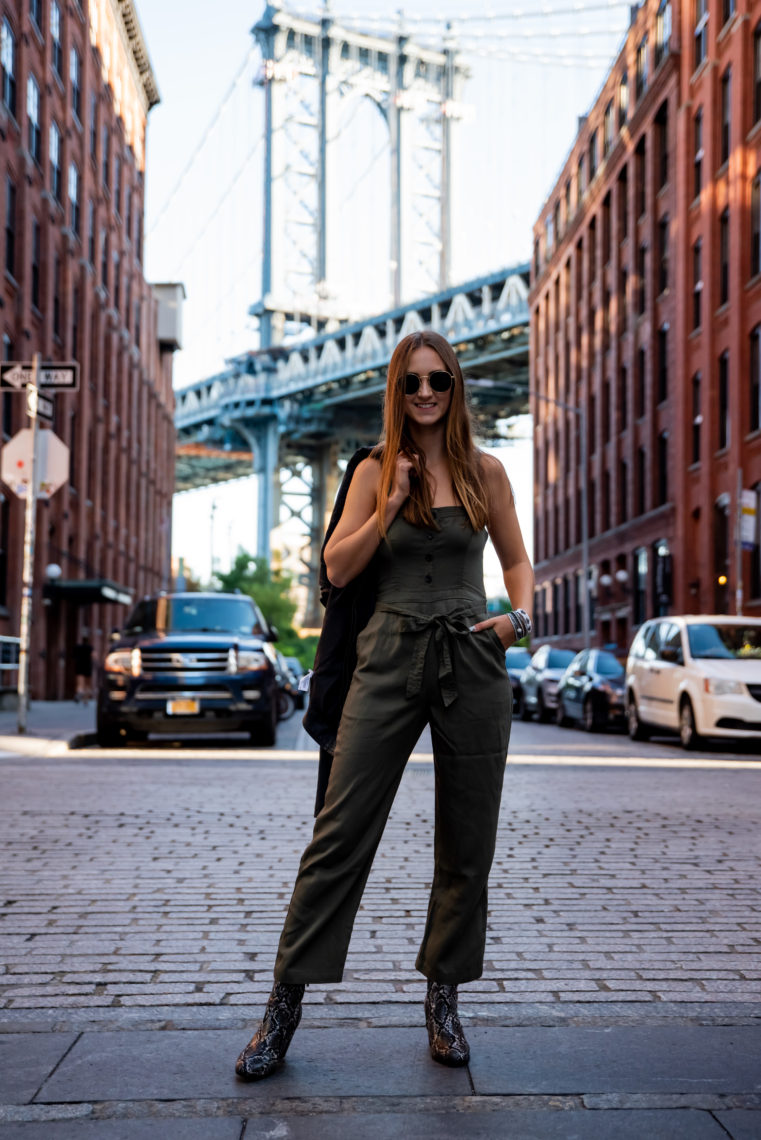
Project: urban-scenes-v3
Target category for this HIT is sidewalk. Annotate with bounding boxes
[0,700,95,758]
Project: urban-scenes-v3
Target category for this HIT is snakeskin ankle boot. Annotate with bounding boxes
[424,980,470,1066]
[235,981,305,1081]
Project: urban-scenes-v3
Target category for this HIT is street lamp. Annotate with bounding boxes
[529,391,591,651]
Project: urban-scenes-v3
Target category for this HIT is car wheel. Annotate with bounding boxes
[555,699,571,727]
[627,695,650,741]
[679,697,702,751]
[277,689,296,722]
[96,716,125,748]
[583,697,598,733]
[537,692,550,723]
[250,702,277,747]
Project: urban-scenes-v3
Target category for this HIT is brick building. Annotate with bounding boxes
[0,0,181,698]
[529,0,761,652]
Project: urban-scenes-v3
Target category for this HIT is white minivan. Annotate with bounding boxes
[626,615,761,750]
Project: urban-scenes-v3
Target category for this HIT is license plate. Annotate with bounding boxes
[166,698,200,715]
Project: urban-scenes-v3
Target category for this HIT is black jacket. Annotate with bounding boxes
[302,447,378,814]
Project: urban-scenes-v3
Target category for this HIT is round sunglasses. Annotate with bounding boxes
[403,370,454,396]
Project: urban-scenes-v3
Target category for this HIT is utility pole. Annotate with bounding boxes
[17,353,41,734]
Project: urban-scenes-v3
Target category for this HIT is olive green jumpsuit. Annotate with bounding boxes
[274,506,512,985]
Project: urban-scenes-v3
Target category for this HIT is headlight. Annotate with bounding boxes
[237,649,268,672]
[703,678,745,696]
[104,648,141,677]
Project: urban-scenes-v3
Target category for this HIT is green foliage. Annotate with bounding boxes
[213,552,318,669]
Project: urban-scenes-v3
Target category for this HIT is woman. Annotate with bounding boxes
[236,330,534,1080]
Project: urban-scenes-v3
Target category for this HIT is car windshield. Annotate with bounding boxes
[597,651,624,676]
[505,648,531,668]
[687,624,761,660]
[124,597,264,636]
[548,649,575,669]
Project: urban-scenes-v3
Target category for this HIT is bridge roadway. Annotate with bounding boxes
[174,262,530,622]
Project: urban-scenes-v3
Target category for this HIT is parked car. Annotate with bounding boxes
[626,615,761,750]
[520,645,576,721]
[556,648,626,731]
[274,651,301,720]
[97,592,280,747]
[284,655,308,710]
[504,645,531,713]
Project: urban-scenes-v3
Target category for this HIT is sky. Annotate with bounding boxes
[135,0,633,593]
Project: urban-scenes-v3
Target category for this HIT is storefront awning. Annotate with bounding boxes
[44,579,134,606]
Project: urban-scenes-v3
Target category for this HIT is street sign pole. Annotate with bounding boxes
[17,354,41,734]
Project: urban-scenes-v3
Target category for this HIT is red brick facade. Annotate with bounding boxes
[0,0,177,697]
[529,0,761,653]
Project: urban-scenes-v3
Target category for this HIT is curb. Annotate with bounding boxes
[68,731,98,750]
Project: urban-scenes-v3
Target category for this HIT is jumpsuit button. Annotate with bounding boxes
[426,533,434,541]
[425,553,433,563]
[425,574,433,584]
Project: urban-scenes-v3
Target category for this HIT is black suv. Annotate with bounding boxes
[96,592,280,747]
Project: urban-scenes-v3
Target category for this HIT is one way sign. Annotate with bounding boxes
[0,361,79,392]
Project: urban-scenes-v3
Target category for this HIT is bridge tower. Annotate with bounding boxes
[252,2,468,348]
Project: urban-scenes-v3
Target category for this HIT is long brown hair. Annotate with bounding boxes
[373,330,489,538]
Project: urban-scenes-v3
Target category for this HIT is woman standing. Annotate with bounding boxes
[236,330,534,1080]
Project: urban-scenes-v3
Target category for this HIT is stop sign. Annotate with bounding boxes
[1,428,70,499]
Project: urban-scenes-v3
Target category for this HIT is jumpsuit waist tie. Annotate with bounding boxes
[374,603,477,708]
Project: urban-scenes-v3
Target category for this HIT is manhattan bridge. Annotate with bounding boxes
[165,2,568,625]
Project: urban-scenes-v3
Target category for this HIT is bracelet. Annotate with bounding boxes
[506,612,523,640]
[507,608,532,640]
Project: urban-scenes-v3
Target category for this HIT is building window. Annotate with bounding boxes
[657,432,668,505]
[114,156,122,217]
[53,255,61,338]
[89,92,97,158]
[620,460,628,522]
[603,378,611,442]
[603,469,611,531]
[655,101,668,189]
[636,346,646,417]
[50,0,62,80]
[589,216,597,282]
[603,100,614,157]
[26,74,41,164]
[657,216,669,293]
[718,351,730,450]
[695,0,708,71]
[755,23,761,125]
[637,242,647,314]
[620,266,629,332]
[693,239,703,329]
[714,499,730,612]
[31,217,40,308]
[49,121,62,202]
[719,208,729,305]
[655,0,672,68]
[30,0,41,32]
[564,178,571,225]
[657,325,669,403]
[618,163,628,239]
[577,154,585,203]
[619,364,628,430]
[87,199,95,266]
[134,298,141,347]
[692,373,702,463]
[1,18,17,116]
[720,69,731,167]
[693,108,703,199]
[5,177,16,277]
[635,137,646,217]
[70,46,81,122]
[545,214,554,255]
[114,255,121,312]
[102,125,110,189]
[72,285,80,355]
[100,228,108,290]
[619,70,629,128]
[751,326,761,433]
[752,173,760,279]
[637,447,647,515]
[589,130,598,181]
[722,0,735,25]
[636,36,648,101]
[68,163,80,237]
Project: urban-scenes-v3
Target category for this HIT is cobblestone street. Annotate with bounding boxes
[1,707,760,1136]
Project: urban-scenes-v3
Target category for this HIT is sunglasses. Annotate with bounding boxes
[403,370,454,396]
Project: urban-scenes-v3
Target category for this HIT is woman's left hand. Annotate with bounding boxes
[470,616,517,649]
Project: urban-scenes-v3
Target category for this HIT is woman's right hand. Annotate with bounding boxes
[390,452,416,505]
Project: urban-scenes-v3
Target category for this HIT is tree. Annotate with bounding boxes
[214,552,318,668]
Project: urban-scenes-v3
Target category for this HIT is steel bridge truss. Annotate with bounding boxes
[252,3,468,347]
